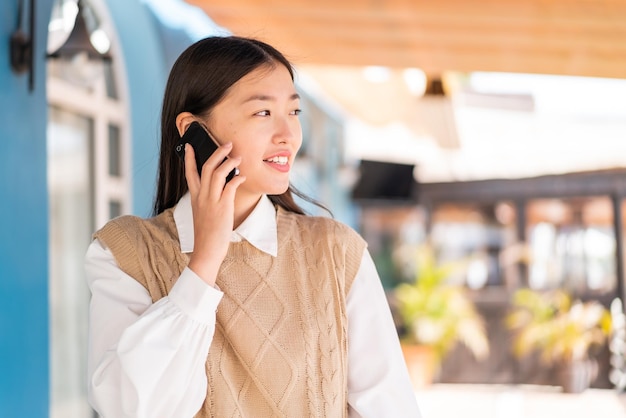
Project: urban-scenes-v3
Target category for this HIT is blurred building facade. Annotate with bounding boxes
[355,170,624,389]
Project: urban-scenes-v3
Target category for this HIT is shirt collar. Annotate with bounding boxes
[173,193,278,257]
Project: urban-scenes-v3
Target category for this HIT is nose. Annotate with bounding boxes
[273,115,300,145]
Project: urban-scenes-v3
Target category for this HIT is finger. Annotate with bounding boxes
[199,142,234,179]
[221,175,247,202]
[215,155,242,183]
[207,156,241,200]
[184,144,201,194]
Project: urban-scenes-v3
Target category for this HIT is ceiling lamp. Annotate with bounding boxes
[47,0,112,62]
[409,75,460,149]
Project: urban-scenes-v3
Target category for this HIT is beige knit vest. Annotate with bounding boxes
[94,205,366,418]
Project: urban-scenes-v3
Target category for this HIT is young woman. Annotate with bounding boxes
[85,36,421,418]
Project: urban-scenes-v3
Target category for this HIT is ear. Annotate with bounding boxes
[175,112,196,137]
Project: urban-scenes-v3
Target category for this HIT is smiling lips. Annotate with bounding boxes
[263,153,291,172]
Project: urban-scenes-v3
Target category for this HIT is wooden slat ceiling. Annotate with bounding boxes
[186,0,626,79]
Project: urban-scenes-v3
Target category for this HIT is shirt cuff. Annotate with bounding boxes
[168,267,224,325]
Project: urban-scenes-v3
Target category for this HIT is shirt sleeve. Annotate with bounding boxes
[347,249,423,418]
[85,238,223,418]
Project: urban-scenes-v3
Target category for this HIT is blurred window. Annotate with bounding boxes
[47,1,129,417]
[527,197,616,295]
[430,202,519,288]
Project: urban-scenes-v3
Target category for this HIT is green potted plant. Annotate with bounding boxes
[505,288,612,393]
[393,244,490,388]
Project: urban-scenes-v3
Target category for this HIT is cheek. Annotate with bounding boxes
[227,133,251,159]
[294,134,303,155]
[232,141,264,167]
[296,133,303,149]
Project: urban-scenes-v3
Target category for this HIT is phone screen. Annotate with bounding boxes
[175,121,238,182]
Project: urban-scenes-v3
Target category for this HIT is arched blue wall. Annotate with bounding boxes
[0,0,54,416]
[0,1,168,415]
[106,0,167,217]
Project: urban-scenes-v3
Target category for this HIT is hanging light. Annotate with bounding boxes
[47,0,112,86]
[47,0,112,62]
[410,75,460,149]
[48,0,111,61]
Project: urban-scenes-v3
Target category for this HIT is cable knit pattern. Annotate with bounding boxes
[94,205,366,418]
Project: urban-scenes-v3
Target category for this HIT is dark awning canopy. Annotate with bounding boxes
[351,160,417,202]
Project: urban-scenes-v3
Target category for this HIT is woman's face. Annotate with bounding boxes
[206,63,302,203]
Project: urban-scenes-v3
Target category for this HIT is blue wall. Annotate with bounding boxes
[106,0,167,217]
[0,0,53,416]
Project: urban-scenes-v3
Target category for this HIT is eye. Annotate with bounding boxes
[291,109,302,116]
[255,110,271,116]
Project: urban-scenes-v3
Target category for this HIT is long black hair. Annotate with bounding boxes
[153,36,326,216]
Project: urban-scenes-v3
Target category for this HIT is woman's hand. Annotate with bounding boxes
[184,142,245,285]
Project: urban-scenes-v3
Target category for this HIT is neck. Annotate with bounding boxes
[233,192,263,229]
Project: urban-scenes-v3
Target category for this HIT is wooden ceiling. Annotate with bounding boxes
[186,0,626,79]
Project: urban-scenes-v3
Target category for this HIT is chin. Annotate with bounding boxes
[266,182,291,196]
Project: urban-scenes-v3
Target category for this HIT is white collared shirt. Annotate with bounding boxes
[85,194,421,418]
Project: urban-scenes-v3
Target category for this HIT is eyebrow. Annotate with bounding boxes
[242,93,301,104]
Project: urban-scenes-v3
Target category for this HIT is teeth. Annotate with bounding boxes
[266,156,288,165]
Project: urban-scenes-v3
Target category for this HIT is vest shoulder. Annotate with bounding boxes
[92,209,180,294]
[282,210,365,244]
[93,214,142,243]
[93,209,177,246]
[96,214,145,232]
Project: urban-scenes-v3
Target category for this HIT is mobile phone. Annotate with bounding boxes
[175,121,238,182]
